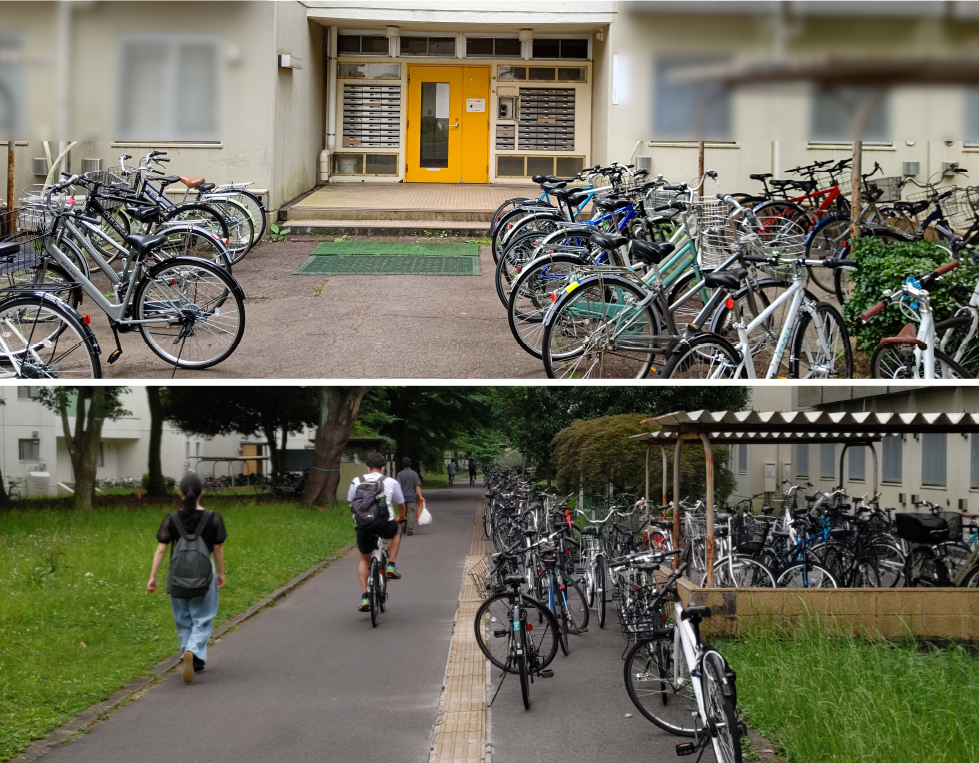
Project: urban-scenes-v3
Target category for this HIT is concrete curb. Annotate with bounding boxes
[745,725,787,763]
[14,540,357,762]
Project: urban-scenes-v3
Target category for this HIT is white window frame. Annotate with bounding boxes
[116,33,221,143]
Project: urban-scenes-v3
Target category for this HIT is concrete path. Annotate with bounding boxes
[94,236,543,379]
[40,486,479,763]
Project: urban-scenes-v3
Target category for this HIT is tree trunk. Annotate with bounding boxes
[146,387,166,496]
[0,466,9,508]
[59,388,109,510]
[301,387,369,506]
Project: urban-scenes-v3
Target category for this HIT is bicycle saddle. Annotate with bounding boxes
[156,175,181,186]
[703,267,747,290]
[542,181,568,192]
[630,240,675,266]
[750,173,773,181]
[594,197,632,211]
[179,176,206,188]
[793,179,818,192]
[590,232,628,250]
[879,323,926,348]
[504,574,525,586]
[637,563,659,573]
[895,200,928,215]
[680,605,712,623]
[197,182,216,193]
[124,232,168,255]
[770,179,795,188]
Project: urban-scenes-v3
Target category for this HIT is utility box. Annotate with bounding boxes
[26,471,50,497]
[943,161,962,176]
[902,161,920,176]
[32,158,49,176]
[636,155,653,172]
[764,461,777,493]
[498,95,517,120]
[82,158,102,173]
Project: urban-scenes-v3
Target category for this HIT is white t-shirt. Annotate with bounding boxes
[347,472,405,522]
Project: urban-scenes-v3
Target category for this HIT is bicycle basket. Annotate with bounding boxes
[894,512,949,545]
[733,514,770,554]
[938,188,975,232]
[691,198,735,270]
[940,511,963,542]
[865,176,904,204]
[466,555,493,598]
[81,171,139,211]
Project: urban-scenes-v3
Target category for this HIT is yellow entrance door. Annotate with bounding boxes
[406,65,489,183]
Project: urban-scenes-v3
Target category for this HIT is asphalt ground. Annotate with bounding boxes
[41,485,478,763]
[87,236,543,379]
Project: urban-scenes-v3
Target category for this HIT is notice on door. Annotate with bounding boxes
[466,98,486,113]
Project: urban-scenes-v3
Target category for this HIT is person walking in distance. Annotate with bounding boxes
[447,460,457,487]
[396,457,424,535]
[147,474,227,683]
[348,452,407,612]
[468,459,478,486]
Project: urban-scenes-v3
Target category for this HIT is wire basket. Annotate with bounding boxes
[467,555,493,599]
[941,511,963,541]
[80,170,139,211]
[865,176,904,204]
[732,513,771,554]
[937,188,977,232]
[691,198,735,270]
[683,512,707,542]
[1,207,48,239]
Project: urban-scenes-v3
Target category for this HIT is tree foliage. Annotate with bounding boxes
[495,387,750,480]
[37,387,130,510]
[164,387,318,478]
[551,414,736,505]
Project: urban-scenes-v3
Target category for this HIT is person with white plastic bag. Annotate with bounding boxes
[396,457,424,535]
[416,498,433,526]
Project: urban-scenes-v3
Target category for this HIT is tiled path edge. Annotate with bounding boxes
[429,499,491,763]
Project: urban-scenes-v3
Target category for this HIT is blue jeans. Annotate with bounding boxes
[170,563,218,663]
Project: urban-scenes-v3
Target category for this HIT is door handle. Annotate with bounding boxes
[449,121,460,129]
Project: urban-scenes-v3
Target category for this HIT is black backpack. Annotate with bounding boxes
[166,510,214,599]
[350,476,390,531]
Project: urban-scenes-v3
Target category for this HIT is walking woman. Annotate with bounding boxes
[147,474,227,683]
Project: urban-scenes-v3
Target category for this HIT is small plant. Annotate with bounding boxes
[333,233,348,243]
[467,238,492,245]
[313,282,325,297]
[438,230,449,238]
[269,223,292,242]
[423,229,433,237]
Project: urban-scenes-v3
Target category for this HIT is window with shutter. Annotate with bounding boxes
[921,433,947,486]
[796,444,808,478]
[342,83,401,148]
[820,443,835,480]
[882,436,902,484]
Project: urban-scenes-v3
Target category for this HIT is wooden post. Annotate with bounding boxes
[6,142,14,216]
[672,435,686,568]
[697,140,705,183]
[699,432,715,588]
[849,86,887,241]
[661,445,668,508]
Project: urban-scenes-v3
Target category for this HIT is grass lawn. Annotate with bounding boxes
[725,626,979,763]
[0,500,354,761]
[421,472,450,489]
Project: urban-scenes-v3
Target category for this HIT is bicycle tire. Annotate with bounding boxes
[496,229,549,308]
[490,198,534,236]
[542,274,665,379]
[0,292,102,379]
[776,562,838,588]
[661,333,745,379]
[789,301,853,379]
[154,226,233,271]
[938,317,979,378]
[702,651,743,763]
[161,202,230,242]
[507,252,586,358]
[516,651,531,710]
[870,344,973,380]
[624,635,698,736]
[209,189,267,245]
[483,502,493,539]
[369,560,380,627]
[132,256,245,369]
[204,196,254,264]
[595,555,607,628]
[804,215,849,293]
[491,209,558,263]
[961,564,979,587]
[473,592,560,674]
[713,556,776,588]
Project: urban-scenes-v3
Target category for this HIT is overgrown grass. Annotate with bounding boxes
[725,622,979,763]
[0,501,354,761]
[421,472,450,489]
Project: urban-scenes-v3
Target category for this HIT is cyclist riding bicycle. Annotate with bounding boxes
[348,452,407,613]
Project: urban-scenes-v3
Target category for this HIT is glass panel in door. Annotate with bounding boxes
[419,81,450,168]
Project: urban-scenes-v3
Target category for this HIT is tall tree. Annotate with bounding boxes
[37,387,130,510]
[164,387,318,479]
[302,387,369,506]
[146,387,166,496]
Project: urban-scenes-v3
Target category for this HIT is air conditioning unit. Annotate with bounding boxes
[911,494,920,505]
[278,54,302,69]
[902,161,919,176]
[764,461,777,493]
[636,155,653,172]
[32,158,49,176]
[82,158,102,174]
[959,498,968,512]
[898,492,906,505]
[26,470,50,498]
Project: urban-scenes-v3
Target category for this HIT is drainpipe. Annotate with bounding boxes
[321,25,338,184]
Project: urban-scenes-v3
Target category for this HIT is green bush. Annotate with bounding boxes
[140,474,176,493]
[842,237,979,351]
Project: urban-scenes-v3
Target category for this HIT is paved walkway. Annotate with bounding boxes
[292,184,531,213]
[39,487,479,763]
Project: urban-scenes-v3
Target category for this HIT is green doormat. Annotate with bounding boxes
[310,241,479,257]
[295,254,481,276]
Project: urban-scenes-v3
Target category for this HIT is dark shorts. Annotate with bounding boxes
[356,520,399,554]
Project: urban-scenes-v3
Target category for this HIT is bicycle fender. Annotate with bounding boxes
[145,255,246,302]
[542,272,642,330]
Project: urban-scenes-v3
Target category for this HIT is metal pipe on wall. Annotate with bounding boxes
[322,25,338,183]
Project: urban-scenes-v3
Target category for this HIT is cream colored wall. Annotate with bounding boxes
[272,2,325,208]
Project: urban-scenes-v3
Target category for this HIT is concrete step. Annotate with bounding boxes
[282,219,490,237]
[286,207,493,223]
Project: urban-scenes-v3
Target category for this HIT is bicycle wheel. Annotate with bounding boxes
[870,542,906,588]
[542,275,664,379]
[713,556,776,588]
[702,651,743,763]
[210,190,266,245]
[870,344,972,380]
[776,562,838,588]
[789,301,853,379]
[496,229,548,308]
[369,559,381,627]
[87,208,132,263]
[154,227,233,270]
[804,215,849,293]
[507,253,585,358]
[0,293,101,379]
[493,211,562,264]
[558,569,589,634]
[939,318,979,378]
[205,197,254,264]
[595,555,607,629]
[132,257,245,369]
[483,502,493,539]
[161,202,230,242]
[474,592,559,673]
[961,565,979,587]
[667,270,711,331]
[624,635,698,736]
[516,650,531,710]
[661,333,744,379]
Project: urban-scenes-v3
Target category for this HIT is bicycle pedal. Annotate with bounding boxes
[675,742,697,757]
[107,349,122,364]
[538,669,554,678]
[573,628,588,635]
[493,629,509,638]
